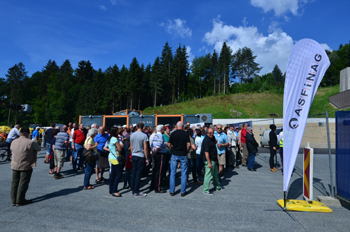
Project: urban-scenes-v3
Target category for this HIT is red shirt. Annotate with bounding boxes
[241,128,247,143]
[73,129,86,145]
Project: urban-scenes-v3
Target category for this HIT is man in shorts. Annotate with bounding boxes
[54,125,70,179]
[214,124,229,178]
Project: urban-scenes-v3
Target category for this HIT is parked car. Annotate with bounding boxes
[260,127,283,148]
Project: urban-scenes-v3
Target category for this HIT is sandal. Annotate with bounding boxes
[83,186,95,190]
[112,192,121,197]
[95,178,101,184]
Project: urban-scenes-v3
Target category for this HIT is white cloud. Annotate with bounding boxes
[162,19,192,38]
[198,46,208,53]
[99,5,107,10]
[186,46,194,65]
[203,18,294,74]
[110,0,117,5]
[320,43,332,52]
[250,0,308,16]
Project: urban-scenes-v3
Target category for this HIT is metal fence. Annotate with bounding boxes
[336,111,350,201]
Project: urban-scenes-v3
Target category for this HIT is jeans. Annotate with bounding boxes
[170,155,188,194]
[203,161,221,193]
[248,153,255,170]
[123,169,131,187]
[269,148,276,169]
[196,155,203,175]
[6,139,13,153]
[110,164,122,193]
[187,158,197,182]
[130,156,145,195]
[72,143,84,171]
[84,162,95,187]
[66,142,72,160]
[46,143,51,156]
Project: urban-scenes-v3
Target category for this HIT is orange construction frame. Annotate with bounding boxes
[103,115,129,127]
[155,114,183,125]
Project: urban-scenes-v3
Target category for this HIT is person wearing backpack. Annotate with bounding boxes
[108,127,123,197]
[83,128,98,190]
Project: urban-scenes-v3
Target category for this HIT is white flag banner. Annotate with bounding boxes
[283,39,330,191]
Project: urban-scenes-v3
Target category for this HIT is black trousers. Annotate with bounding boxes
[150,153,165,191]
[11,169,33,204]
[162,153,171,180]
[269,148,276,169]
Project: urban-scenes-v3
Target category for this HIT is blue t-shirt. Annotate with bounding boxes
[108,137,119,161]
[55,132,69,150]
[94,133,109,153]
[32,130,39,140]
[214,131,229,155]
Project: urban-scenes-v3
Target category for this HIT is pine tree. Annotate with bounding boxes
[75,60,96,116]
[160,42,173,103]
[150,57,162,107]
[143,64,152,107]
[127,57,141,109]
[119,65,129,110]
[211,50,219,95]
[218,42,232,94]
[5,62,28,124]
[272,65,283,84]
[232,47,261,84]
[172,44,189,100]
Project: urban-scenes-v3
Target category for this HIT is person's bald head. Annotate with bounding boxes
[177,121,184,129]
[207,128,214,138]
[99,126,105,135]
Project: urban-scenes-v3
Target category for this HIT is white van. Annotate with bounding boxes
[259,127,283,147]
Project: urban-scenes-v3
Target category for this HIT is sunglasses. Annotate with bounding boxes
[208,132,213,134]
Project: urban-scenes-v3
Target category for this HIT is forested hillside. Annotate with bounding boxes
[0,41,349,126]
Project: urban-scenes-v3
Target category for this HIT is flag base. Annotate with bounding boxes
[277,199,332,213]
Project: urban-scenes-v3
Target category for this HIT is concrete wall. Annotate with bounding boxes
[213,118,335,149]
[340,67,350,92]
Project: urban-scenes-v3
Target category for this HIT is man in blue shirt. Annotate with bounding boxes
[214,124,229,176]
[32,127,40,144]
[94,126,109,183]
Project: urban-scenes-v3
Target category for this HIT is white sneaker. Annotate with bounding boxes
[134,193,147,197]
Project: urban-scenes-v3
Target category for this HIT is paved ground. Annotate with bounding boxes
[0,150,349,232]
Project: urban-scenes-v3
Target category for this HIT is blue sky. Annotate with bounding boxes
[0,0,349,78]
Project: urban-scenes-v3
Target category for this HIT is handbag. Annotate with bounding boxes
[99,149,109,158]
[83,137,97,165]
[83,148,97,165]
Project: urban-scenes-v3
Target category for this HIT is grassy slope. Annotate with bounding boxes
[143,85,347,118]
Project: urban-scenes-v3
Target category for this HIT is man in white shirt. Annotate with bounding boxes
[6,125,20,153]
[227,125,238,169]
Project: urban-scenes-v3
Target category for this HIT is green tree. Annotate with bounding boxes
[218,42,232,94]
[75,60,95,116]
[160,42,174,103]
[127,57,141,109]
[172,44,189,100]
[5,62,28,124]
[232,47,261,84]
[150,57,162,107]
[211,50,219,95]
[272,64,283,85]
[191,54,211,97]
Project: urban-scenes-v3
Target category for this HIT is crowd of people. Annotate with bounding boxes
[6,120,283,205]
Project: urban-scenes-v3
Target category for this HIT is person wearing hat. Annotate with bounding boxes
[10,127,41,206]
